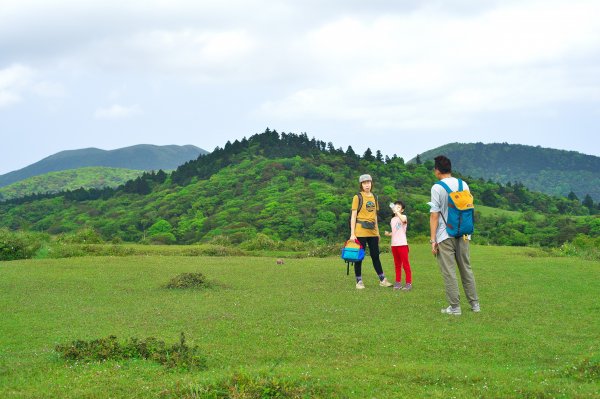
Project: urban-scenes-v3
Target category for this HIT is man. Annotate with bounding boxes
[429,155,480,315]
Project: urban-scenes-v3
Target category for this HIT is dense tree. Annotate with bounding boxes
[1,129,598,248]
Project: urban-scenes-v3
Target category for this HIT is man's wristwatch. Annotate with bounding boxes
[429,239,436,244]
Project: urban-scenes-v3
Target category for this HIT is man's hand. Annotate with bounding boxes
[431,242,438,256]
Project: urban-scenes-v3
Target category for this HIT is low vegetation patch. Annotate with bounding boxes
[162,373,333,399]
[0,228,46,261]
[55,333,205,370]
[56,228,104,244]
[564,356,600,382]
[165,272,210,289]
[557,234,600,261]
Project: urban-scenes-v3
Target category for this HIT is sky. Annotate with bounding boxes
[1,0,600,175]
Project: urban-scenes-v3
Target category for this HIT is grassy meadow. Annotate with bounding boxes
[1,244,599,398]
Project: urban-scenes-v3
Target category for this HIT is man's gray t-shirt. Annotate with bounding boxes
[429,177,471,243]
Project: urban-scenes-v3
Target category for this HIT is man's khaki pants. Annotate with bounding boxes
[437,238,479,308]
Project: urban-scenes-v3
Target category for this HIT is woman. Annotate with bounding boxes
[350,174,393,289]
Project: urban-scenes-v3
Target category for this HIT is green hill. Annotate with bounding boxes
[0,167,145,201]
[0,144,207,188]
[0,130,598,247]
[411,142,600,202]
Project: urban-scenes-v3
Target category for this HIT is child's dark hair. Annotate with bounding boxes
[394,200,405,210]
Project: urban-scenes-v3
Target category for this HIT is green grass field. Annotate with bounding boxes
[1,244,599,398]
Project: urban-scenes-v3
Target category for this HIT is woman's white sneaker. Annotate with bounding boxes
[379,278,393,287]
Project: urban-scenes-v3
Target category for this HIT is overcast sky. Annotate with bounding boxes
[1,0,599,174]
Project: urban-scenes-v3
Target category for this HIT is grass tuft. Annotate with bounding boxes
[165,272,210,289]
[55,333,206,370]
[161,372,335,398]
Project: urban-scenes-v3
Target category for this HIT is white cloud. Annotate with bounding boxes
[94,104,143,119]
[80,28,258,82]
[0,64,66,108]
[0,64,33,107]
[259,0,600,129]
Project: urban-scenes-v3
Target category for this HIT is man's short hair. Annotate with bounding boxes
[434,155,452,174]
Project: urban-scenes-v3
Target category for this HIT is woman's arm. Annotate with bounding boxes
[350,209,358,240]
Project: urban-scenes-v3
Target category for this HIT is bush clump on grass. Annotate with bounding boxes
[57,228,104,244]
[165,272,210,289]
[558,234,600,261]
[55,333,205,370]
[44,243,136,259]
[164,372,333,398]
[0,228,47,261]
[240,233,281,251]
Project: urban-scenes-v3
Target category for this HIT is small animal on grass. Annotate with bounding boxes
[276,259,284,265]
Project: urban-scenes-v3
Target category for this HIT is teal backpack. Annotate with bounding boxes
[435,179,475,238]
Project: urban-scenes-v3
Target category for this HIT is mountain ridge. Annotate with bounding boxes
[0,144,208,188]
[411,142,600,201]
[1,130,596,249]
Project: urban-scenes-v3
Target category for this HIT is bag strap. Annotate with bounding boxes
[357,192,379,212]
[436,180,453,193]
[435,181,451,229]
[436,178,464,192]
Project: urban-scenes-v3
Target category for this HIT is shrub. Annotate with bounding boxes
[165,272,209,289]
[0,229,46,261]
[149,232,177,245]
[240,233,280,251]
[44,243,136,259]
[57,228,104,244]
[55,333,205,370]
[558,234,600,260]
[307,243,340,258]
[197,244,244,257]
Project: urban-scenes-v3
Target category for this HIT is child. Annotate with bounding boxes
[384,201,413,291]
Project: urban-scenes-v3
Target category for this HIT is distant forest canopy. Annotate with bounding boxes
[0,129,598,247]
[412,142,600,202]
[0,167,145,201]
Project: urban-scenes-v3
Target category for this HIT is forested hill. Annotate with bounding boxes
[0,144,207,188]
[412,142,600,202]
[1,129,597,248]
[0,167,145,201]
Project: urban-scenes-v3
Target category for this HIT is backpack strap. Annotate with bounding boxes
[457,178,463,191]
[436,180,452,193]
[434,181,451,228]
[356,192,363,212]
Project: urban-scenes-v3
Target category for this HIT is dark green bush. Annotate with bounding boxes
[57,228,104,244]
[0,229,46,261]
[558,234,600,260]
[149,232,177,245]
[55,333,205,370]
[165,272,209,289]
[240,233,280,251]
